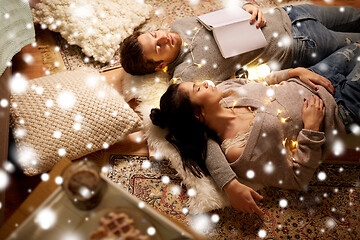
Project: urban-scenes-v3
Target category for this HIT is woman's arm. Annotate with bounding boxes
[206,139,263,215]
[265,68,335,94]
[206,139,237,189]
[223,178,264,215]
[289,67,335,94]
[285,95,326,189]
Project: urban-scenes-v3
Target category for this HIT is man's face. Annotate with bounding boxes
[137,30,182,70]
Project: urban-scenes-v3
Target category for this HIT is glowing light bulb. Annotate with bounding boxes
[257,64,271,78]
[170,78,179,84]
[280,117,289,123]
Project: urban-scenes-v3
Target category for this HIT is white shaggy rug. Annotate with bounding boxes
[123,72,232,214]
[32,0,152,63]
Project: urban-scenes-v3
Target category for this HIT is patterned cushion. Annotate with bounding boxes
[10,70,143,175]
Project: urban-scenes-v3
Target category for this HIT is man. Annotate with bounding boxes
[120,3,360,84]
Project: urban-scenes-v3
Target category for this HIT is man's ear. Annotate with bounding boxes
[155,62,166,72]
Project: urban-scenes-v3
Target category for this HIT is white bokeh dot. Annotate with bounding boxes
[161,176,170,184]
[35,208,57,230]
[4,161,15,173]
[187,188,196,197]
[318,172,327,181]
[138,201,145,209]
[279,199,288,208]
[246,170,255,179]
[171,185,181,195]
[258,229,267,238]
[57,91,76,110]
[264,162,274,174]
[41,173,50,182]
[147,226,156,236]
[102,142,109,149]
[73,123,81,131]
[0,169,9,190]
[55,176,63,185]
[142,160,151,169]
[332,140,345,156]
[45,99,54,108]
[53,131,62,139]
[58,148,66,156]
[211,214,220,223]
[0,99,9,108]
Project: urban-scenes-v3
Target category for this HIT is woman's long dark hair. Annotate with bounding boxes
[150,84,220,178]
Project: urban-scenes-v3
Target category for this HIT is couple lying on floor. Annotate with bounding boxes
[120,3,360,214]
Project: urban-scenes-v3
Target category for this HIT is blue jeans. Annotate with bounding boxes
[284,4,360,68]
[309,43,360,132]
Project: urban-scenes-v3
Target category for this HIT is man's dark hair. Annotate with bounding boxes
[120,31,162,75]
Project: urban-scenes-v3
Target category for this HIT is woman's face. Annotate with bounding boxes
[178,81,222,108]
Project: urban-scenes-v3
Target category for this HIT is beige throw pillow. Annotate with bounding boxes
[10,70,143,176]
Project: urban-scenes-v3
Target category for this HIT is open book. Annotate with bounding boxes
[197,6,268,58]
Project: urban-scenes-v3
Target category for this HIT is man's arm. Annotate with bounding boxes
[242,1,267,28]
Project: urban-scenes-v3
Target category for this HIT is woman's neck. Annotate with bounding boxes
[203,106,237,140]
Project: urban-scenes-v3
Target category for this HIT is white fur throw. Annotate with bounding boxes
[32,0,152,63]
[122,72,231,214]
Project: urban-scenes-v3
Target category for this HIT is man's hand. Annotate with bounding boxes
[242,4,267,28]
[289,67,335,94]
[223,178,264,215]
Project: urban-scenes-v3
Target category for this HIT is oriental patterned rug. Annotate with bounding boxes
[107,154,360,239]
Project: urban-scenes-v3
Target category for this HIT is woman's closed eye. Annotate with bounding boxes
[156,44,160,53]
[193,84,200,92]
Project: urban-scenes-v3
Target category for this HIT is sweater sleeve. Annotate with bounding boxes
[264,69,290,85]
[289,129,326,189]
[206,139,237,190]
[242,0,259,8]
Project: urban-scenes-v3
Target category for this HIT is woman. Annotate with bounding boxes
[150,43,359,215]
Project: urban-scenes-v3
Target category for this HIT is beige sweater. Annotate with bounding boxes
[206,71,346,191]
[168,7,293,84]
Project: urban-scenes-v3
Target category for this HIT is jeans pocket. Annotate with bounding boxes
[294,36,318,67]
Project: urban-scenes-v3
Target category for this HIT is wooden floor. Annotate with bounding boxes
[3,0,360,223]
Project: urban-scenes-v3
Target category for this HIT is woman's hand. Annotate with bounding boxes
[302,95,325,131]
[223,178,264,215]
[242,4,267,28]
[289,67,335,94]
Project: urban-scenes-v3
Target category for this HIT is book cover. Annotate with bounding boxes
[197,6,268,58]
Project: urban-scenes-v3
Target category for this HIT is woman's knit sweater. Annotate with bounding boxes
[205,71,346,191]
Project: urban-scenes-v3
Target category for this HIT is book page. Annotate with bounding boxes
[197,6,251,28]
[213,21,267,58]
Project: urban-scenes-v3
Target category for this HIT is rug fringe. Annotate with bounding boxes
[36,28,66,74]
